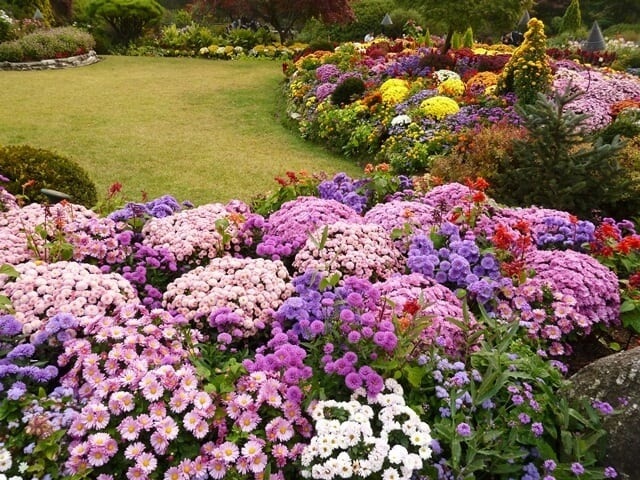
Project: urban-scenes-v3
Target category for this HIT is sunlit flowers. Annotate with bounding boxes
[420,95,460,120]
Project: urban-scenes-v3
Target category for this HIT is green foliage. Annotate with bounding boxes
[491,87,631,219]
[86,0,164,45]
[0,0,55,24]
[0,26,95,61]
[0,12,11,42]
[497,18,552,104]
[330,76,366,106]
[461,26,474,47]
[561,0,582,33]
[250,170,326,216]
[156,21,218,50]
[0,144,97,208]
[385,7,426,39]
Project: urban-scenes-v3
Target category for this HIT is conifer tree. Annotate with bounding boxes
[492,87,628,219]
[561,0,582,33]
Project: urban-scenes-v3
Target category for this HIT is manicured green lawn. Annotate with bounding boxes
[0,55,361,205]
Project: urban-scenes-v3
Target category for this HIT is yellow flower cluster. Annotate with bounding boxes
[379,78,410,104]
[437,78,466,97]
[496,18,553,104]
[420,96,460,120]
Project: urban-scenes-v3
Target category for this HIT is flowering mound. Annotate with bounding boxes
[379,78,410,104]
[374,274,476,357]
[301,379,432,480]
[418,182,472,211]
[163,256,293,338]
[293,221,404,281]
[363,200,437,238]
[141,202,259,267]
[257,196,362,260]
[420,96,460,120]
[525,249,620,327]
[0,261,138,335]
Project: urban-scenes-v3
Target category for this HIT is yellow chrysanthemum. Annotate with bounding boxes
[420,96,460,120]
[437,77,466,97]
[379,78,410,104]
[467,71,499,90]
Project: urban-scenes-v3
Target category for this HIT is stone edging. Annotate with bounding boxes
[0,50,100,71]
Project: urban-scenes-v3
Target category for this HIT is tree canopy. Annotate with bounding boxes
[193,0,354,43]
[397,0,534,50]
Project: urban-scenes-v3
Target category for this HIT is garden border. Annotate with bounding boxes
[0,50,100,71]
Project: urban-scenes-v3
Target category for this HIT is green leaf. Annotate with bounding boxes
[404,365,425,389]
[620,299,637,313]
[0,264,19,278]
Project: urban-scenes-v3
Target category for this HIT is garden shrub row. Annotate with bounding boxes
[0,26,94,62]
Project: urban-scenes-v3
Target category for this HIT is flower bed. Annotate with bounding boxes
[282,36,640,176]
[1,168,637,479]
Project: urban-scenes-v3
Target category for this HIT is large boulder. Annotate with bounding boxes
[568,347,640,479]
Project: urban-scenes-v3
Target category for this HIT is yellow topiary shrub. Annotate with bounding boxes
[379,78,410,104]
[420,96,460,120]
[437,77,466,97]
[496,18,553,104]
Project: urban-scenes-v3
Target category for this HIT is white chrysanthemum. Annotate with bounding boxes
[390,114,412,126]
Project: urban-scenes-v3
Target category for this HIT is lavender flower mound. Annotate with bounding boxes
[0,261,139,337]
[318,172,369,214]
[480,206,576,242]
[115,242,181,309]
[495,276,594,356]
[108,194,187,222]
[407,223,502,304]
[385,53,431,77]
[257,196,362,261]
[553,67,640,131]
[293,221,405,282]
[315,82,337,101]
[141,201,259,267]
[315,63,341,83]
[374,274,477,357]
[274,271,338,340]
[525,249,620,328]
[443,102,522,133]
[163,256,293,339]
[419,182,472,212]
[364,200,437,239]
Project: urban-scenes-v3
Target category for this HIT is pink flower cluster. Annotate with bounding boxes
[364,200,437,251]
[374,274,478,357]
[293,221,404,282]
[199,371,313,479]
[142,202,259,267]
[257,197,362,260]
[0,261,138,336]
[0,202,100,264]
[163,256,293,337]
[58,305,217,478]
[553,67,640,131]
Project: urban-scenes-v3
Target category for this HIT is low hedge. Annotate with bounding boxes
[0,26,95,62]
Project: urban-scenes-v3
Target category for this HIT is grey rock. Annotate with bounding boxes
[568,347,640,479]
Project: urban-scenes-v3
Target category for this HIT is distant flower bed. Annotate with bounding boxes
[282,36,640,176]
[0,26,95,62]
[0,167,636,479]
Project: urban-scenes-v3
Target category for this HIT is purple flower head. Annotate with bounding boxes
[571,462,585,475]
[0,315,22,337]
[456,422,472,437]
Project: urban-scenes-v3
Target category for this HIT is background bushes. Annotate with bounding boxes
[0,145,97,207]
[0,26,94,61]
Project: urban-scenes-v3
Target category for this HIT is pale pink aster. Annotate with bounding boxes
[124,442,146,460]
[158,416,179,440]
[149,402,167,420]
[164,467,182,480]
[218,442,239,462]
[241,439,263,458]
[183,411,201,432]
[248,452,268,473]
[136,452,158,473]
[87,449,110,467]
[118,417,142,441]
[209,459,227,479]
[150,431,169,455]
[137,414,154,431]
[193,419,209,439]
[193,391,212,410]
[126,466,148,480]
[237,411,259,432]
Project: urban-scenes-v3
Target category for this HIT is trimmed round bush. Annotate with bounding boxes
[330,77,366,105]
[0,145,97,207]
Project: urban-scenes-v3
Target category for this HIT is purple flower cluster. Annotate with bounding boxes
[407,222,502,303]
[318,172,369,213]
[108,194,189,223]
[443,102,522,133]
[315,63,341,83]
[364,200,437,244]
[384,53,431,78]
[535,215,595,251]
[315,82,337,102]
[256,196,361,260]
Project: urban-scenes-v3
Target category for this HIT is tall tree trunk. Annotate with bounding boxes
[442,25,454,53]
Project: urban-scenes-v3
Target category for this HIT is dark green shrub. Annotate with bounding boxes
[330,77,366,105]
[0,12,11,42]
[491,88,632,219]
[0,145,97,208]
[561,0,582,33]
[385,8,426,39]
[0,26,94,61]
[86,0,163,45]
